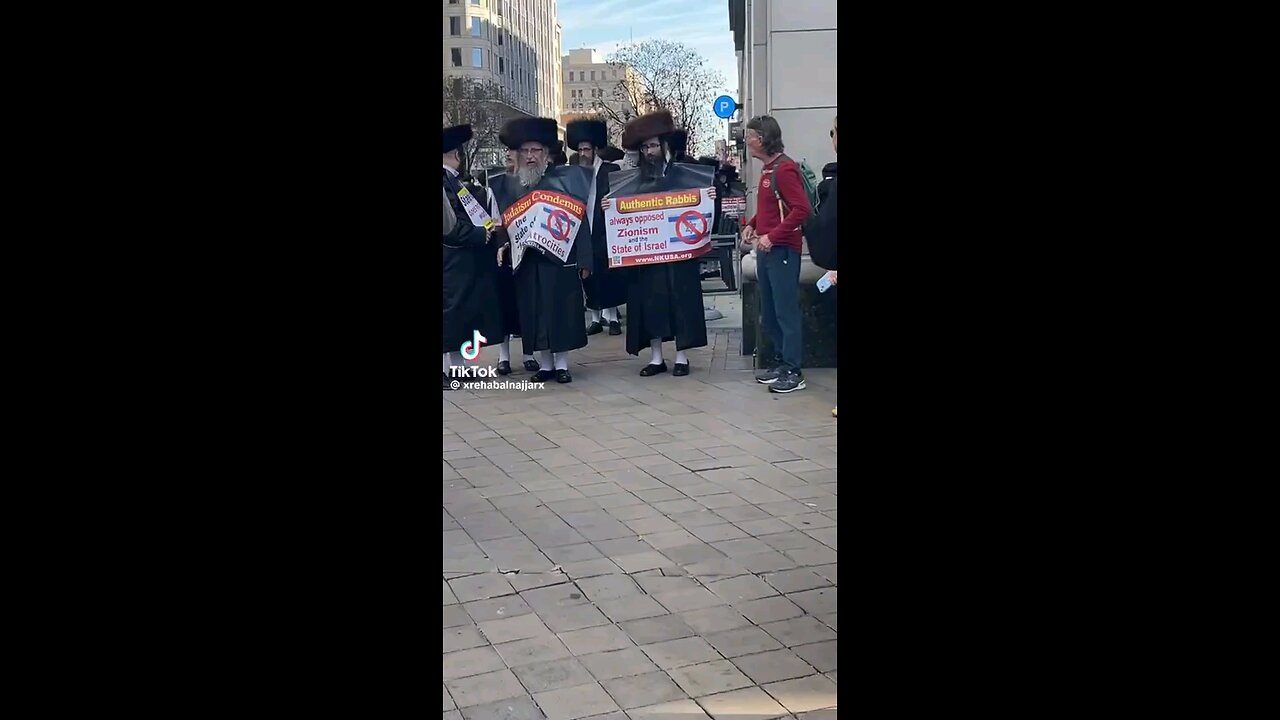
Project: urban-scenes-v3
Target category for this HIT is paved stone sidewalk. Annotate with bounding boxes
[444,331,837,720]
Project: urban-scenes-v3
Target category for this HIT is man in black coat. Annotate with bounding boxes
[442,124,503,390]
[489,117,594,384]
[602,111,716,378]
[569,119,626,337]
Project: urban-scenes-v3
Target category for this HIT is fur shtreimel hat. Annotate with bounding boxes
[599,146,624,162]
[500,117,558,150]
[443,124,472,154]
[621,110,675,151]
[550,140,567,166]
[668,129,689,159]
[566,119,608,150]
[696,155,720,168]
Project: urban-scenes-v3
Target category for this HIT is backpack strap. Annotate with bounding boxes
[767,154,791,216]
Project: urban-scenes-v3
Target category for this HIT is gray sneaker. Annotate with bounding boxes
[769,372,807,393]
[755,368,782,384]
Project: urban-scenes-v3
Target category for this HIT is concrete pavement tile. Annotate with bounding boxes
[792,641,837,672]
[624,516,682,535]
[509,574,571,593]
[533,682,621,720]
[632,487,686,503]
[458,696,546,720]
[787,588,837,616]
[540,604,612,633]
[606,503,661,521]
[444,605,473,628]
[797,710,837,720]
[703,626,784,658]
[817,614,836,632]
[696,687,789,720]
[520,583,589,613]
[753,500,816,519]
[561,559,624,579]
[697,493,751,510]
[780,513,836,530]
[678,607,752,635]
[634,574,699,595]
[734,597,804,625]
[761,569,831,595]
[446,581,459,606]
[596,595,669,624]
[641,528,701,550]
[710,538,775,558]
[737,552,801,574]
[446,710,462,720]
[804,528,837,550]
[592,492,644,508]
[558,624,635,655]
[575,574,641,602]
[782,546,837,568]
[620,614,696,645]
[442,647,509,681]
[757,532,822,552]
[610,551,674,573]
[688,524,751,543]
[763,675,838,714]
[494,634,572,668]
[706,575,779,603]
[653,587,724,613]
[600,671,687,710]
[669,511,728,529]
[450,574,517,603]
[665,659,754,697]
[653,499,703,515]
[479,613,553,644]
[445,685,456,711]
[730,650,818,685]
[683,558,750,580]
[464,595,534,623]
[591,537,650,557]
[761,617,837,649]
[580,647,661,681]
[543,544,604,563]
[626,699,711,720]
[732,518,794,537]
[712,505,771,523]
[445,624,490,653]
[638,637,721,670]
[811,564,836,585]
[512,657,595,694]
[658,543,727,565]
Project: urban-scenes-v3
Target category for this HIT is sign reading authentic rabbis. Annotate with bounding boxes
[603,187,715,268]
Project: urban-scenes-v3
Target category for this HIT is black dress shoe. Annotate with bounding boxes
[673,362,690,376]
[523,359,540,372]
[640,362,668,377]
[496,360,512,375]
[555,369,572,383]
[532,370,555,383]
[586,321,603,335]
[608,320,622,335]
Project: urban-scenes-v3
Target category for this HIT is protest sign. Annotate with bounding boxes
[603,186,714,268]
[500,189,586,271]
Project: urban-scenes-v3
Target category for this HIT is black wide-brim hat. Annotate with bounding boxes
[444,124,472,154]
[599,146,624,162]
[566,119,608,150]
[621,110,675,151]
[500,117,559,150]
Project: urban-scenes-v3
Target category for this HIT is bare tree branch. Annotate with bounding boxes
[442,74,522,170]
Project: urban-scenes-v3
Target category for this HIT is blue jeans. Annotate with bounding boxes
[757,245,803,374]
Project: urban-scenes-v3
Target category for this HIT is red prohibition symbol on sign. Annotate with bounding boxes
[546,209,573,242]
[674,210,709,244]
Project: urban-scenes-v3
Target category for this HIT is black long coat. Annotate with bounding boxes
[583,159,628,310]
[442,174,503,354]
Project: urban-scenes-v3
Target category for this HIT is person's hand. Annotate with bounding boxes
[740,225,756,242]
[600,198,613,212]
[497,243,508,266]
[707,187,717,200]
[828,270,837,285]
[757,234,772,252]
[579,268,591,280]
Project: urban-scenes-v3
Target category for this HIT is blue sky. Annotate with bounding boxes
[557,0,738,101]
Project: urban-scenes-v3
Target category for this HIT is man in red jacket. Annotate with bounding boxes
[741,116,811,393]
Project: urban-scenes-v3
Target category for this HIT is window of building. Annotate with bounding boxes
[451,48,462,67]
[471,0,481,5]
[498,0,503,15]
[449,17,460,35]
[449,0,458,4]
[499,57,504,72]
[471,17,481,37]
[498,31,503,45]
[472,48,483,67]
[590,70,596,81]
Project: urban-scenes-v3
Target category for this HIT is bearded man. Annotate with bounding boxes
[568,118,625,336]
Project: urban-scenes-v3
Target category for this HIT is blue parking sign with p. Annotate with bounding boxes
[713,95,737,119]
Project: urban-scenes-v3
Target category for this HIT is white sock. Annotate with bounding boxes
[554,352,569,371]
[650,338,664,365]
[539,350,553,368]
[603,307,618,323]
[443,352,452,374]
[675,350,689,365]
[590,309,602,323]
[499,338,511,363]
